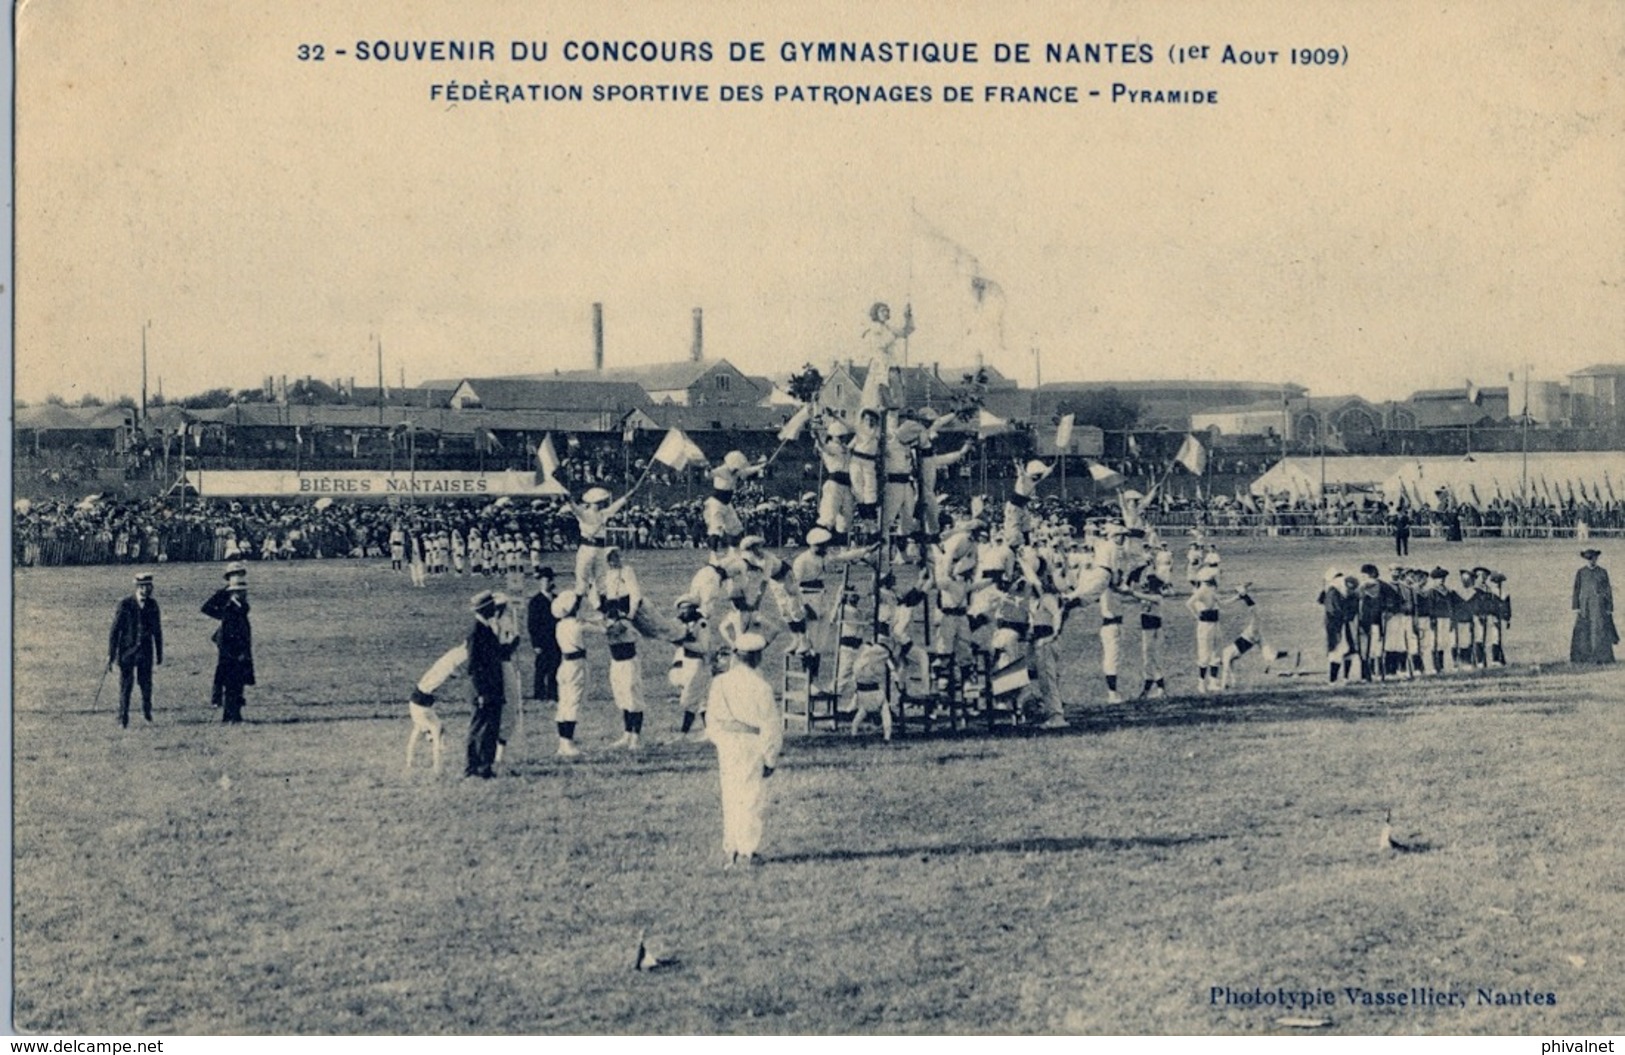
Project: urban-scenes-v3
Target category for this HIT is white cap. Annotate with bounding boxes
[724,451,749,471]
[805,527,833,546]
[582,487,612,504]
[733,632,767,653]
[550,591,580,620]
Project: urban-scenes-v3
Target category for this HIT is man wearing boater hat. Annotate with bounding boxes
[201,562,254,723]
[108,572,163,727]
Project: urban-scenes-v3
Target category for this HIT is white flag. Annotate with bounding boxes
[976,408,1010,438]
[536,434,560,479]
[778,403,813,443]
[1055,413,1075,452]
[1175,434,1208,476]
[1087,461,1125,489]
[653,428,696,470]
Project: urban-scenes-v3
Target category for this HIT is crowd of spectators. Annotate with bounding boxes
[11,485,824,568]
[18,485,1621,569]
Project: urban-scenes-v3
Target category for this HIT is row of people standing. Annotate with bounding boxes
[1316,563,1511,683]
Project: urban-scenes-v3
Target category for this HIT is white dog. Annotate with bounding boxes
[407,644,468,773]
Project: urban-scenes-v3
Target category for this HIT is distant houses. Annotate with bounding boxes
[17,358,1624,465]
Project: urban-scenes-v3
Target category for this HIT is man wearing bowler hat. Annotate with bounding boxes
[108,572,163,727]
[201,562,254,723]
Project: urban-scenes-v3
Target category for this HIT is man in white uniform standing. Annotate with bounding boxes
[704,632,784,869]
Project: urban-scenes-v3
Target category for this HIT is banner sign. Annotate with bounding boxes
[185,470,568,498]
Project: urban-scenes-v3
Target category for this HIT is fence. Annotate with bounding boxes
[1143,511,1625,540]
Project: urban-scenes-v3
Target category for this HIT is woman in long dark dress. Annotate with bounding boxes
[1570,548,1616,664]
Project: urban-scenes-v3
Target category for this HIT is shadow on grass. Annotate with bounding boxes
[31,665,1612,743]
[772,830,1229,865]
[890,664,1604,742]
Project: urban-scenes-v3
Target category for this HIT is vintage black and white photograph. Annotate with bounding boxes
[11,0,1624,1039]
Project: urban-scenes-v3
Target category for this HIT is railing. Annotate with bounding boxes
[1143,511,1625,539]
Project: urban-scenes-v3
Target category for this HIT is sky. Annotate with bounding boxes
[14,0,1623,406]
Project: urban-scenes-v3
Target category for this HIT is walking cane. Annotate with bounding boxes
[93,660,113,710]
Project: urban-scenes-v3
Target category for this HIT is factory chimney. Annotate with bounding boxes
[592,302,605,372]
[691,308,704,362]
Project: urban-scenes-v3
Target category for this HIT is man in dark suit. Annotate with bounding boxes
[108,572,163,727]
[202,563,255,723]
[465,590,509,778]
[527,566,561,708]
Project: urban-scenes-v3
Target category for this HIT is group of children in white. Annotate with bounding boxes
[399,403,1313,779]
[388,520,544,586]
[397,320,1517,787]
[391,331,1517,864]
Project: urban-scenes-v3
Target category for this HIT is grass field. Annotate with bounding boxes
[11,536,1625,1035]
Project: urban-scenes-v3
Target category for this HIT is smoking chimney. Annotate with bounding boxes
[691,308,704,362]
[592,302,605,372]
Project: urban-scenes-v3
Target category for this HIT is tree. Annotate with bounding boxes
[76,393,106,408]
[178,388,234,409]
[286,378,339,404]
[233,388,269,404]
[44,393,66,406]
[113,395,138,410]
[786,364,823,405]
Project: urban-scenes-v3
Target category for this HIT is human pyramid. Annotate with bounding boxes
[401,346,1512,777]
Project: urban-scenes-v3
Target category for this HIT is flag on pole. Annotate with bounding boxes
[976,409,1011,438]
[1175,434,1208,476]
[1605,471,1617,502]
[1054,413,1075,452]
[1126,433,1140,457]
[653,428,708,471]
[778,403,814,443]
[536,434,560,480]
[1087,461,1125,489]
[622,420,637,444]
[1468,483,1482,509]
[475,427,502,454]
